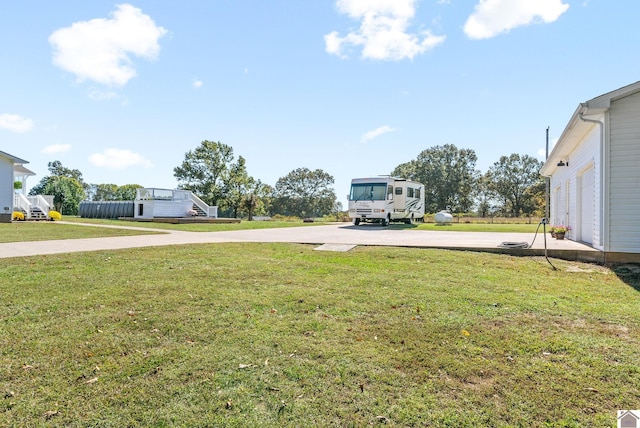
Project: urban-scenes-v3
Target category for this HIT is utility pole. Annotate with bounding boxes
[545,126,550,221]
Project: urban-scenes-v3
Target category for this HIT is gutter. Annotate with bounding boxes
[577,103,606,249]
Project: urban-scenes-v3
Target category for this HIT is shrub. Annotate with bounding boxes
[48,211,62,221]
[12,211,25,221]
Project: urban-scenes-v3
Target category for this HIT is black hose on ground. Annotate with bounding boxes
[499,219,557,270]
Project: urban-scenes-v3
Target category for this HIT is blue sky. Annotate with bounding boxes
[1,0,639,205]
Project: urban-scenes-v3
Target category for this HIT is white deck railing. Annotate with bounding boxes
[136,188,218,218]
[32,195,53,212]
[136,188,192,201]
[190,193,218,217]
[14,193,30,213]
[13,194,52,219]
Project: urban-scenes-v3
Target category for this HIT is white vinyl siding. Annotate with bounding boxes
[548,124,601,246]
[609,92,640,253]
[0,157,13,215]
[579,166,594,245]
[134,200,193,219]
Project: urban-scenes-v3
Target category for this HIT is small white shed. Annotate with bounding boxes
[0,150,29,223]
[541,81,640,263]
[134,188,218,219]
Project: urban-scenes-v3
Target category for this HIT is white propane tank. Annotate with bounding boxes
[434,210,453,224]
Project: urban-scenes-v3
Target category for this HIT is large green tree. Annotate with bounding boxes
[174,141,264,217]
[115,184,144,201]
[222,156,254,218]
[46,160,84,183]
[29,161,86,215]
[473,174,499,218]
[91,183,118,201]
[485,154,544,217]
[173,141,235,207]
[242,181,273,221]
[89,183,143,201]
[392,144,479,213]
[273,168,336,218]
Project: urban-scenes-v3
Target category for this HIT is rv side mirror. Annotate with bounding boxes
[388,193,393,201]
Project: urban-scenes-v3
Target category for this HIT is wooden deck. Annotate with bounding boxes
[118,217,241,224]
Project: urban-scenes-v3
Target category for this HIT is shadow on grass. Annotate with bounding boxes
[611,264,640,292]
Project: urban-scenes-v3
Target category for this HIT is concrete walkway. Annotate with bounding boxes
[0,222,602,262]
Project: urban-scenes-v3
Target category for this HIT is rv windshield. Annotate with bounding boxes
[350,183,387,201]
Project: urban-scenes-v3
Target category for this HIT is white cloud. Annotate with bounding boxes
[41,144,72,154]
[89,148,153,169]
[192,79,204,89]
[325,0,446,60]
[464,0,569,40]
[0,114,34,133]
[88,89,120,101]
[361,125,396,143]
[49,4,167,87]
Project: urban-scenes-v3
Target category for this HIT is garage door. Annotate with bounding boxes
[580,167,594,244]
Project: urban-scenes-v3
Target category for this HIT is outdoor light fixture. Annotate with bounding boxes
[557,160,568,167]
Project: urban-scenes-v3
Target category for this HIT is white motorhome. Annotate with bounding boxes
[348,177,425,226]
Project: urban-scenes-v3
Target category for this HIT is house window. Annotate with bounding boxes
[138,203,144,216]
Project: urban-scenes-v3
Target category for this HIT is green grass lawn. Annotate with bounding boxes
[1,243,638,427]
[0,221,163,243]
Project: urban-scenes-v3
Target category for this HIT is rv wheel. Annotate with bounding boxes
[354,218,360,226]
[381,217,389,226]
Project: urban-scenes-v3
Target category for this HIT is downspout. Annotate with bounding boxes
[577,103,605,249]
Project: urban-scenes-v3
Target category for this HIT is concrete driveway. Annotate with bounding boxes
[0,222,600,262]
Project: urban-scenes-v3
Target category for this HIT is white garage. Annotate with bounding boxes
[541,81,640,263]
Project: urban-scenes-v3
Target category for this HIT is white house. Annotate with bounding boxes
[540,81,640,263]
[0,150,29,223]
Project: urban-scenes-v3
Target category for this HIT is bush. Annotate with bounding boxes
[48,211,62,221]
[12,211,24,221]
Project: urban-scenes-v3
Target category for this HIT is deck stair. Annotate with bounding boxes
[192,204,207,216]
[190,193,218,218]
[29,206,47,220]
[14,194,52,220]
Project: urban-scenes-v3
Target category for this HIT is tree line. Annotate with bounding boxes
[29,141,545,218]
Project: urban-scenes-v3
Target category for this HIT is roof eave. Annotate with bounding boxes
[0,150,29,165]
[542,80,640,176]
[540,104,586,176]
